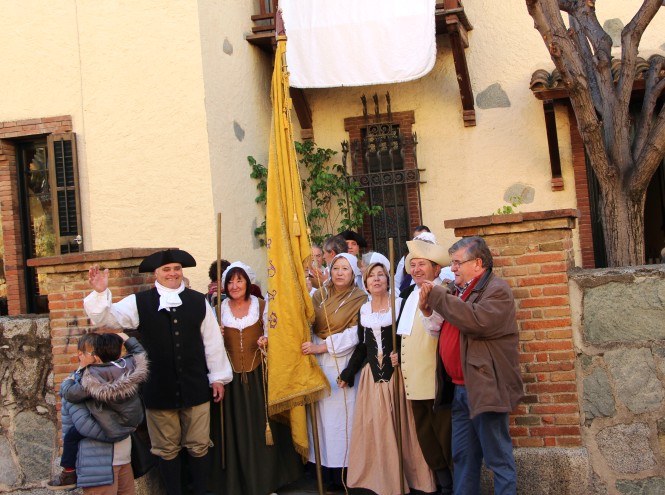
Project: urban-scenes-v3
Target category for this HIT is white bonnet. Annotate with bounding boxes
[363,251,391,274]
[221,261,255,286]
[413,231,437,244]
[331,253,361,277]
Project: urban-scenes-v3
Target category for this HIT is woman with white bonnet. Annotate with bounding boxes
[208,262,302,495]
[361,251,391,292]
[339,261,436,495]
[302,253,368,492]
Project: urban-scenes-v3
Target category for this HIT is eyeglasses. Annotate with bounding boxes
[450,258,477,268]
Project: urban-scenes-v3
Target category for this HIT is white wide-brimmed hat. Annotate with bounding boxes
[405,239,450,274]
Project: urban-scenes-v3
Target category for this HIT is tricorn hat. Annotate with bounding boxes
[138,249,196,273]
[340,229,368,248]
[405,240,450,274]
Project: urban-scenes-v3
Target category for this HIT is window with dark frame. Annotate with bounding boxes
[14,133,82,314]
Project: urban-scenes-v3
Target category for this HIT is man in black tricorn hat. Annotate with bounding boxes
[340,229,368,257]
[83,249,232,495]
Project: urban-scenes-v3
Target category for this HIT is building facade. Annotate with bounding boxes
[1,0,663,314]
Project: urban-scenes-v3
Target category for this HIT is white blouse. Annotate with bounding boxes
[221,295,268,334]
[358,298,402,353]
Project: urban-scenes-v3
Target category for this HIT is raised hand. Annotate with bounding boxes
[88,265,109,293]
[418,280,434,317]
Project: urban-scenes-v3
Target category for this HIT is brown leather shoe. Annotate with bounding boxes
[46,469,77,490]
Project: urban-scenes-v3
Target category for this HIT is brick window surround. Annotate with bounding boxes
[344,111,422,249]
[0,115,73,315]
[567,106,596,269]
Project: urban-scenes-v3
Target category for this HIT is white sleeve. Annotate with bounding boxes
[83,290,139,329]
[325,325,359,357]
[262,301,269,336]
[394,256,405,291]
[201,302,233,385]
[422,310,445,337]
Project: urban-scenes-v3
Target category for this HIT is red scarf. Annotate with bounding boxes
[438,275,481,385]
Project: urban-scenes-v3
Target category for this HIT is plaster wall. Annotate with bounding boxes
[197,0,274,288]
[1,1,664,291]
[300,0,665,259]
[0,1,218,290]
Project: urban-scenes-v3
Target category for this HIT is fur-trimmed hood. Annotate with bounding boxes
[81,352,149,403]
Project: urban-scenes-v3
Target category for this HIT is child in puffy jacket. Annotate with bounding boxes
[47,332,148,490]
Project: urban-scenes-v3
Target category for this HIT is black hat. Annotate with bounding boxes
[340,229,368,248]
[138,249,196,273]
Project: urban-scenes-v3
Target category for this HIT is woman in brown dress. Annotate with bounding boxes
[339,261,436,495]
[208,262,303,495]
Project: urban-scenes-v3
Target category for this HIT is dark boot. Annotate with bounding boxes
[159,456,183,495]
[187,452,210,495]
[435,467,453,495]
[45,469,77,490]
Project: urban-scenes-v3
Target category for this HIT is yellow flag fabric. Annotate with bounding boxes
[266,35,330,458]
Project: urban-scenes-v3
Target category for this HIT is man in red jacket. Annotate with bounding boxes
[420,236,523,495]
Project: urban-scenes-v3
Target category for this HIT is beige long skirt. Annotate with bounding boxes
[347,364,437,495]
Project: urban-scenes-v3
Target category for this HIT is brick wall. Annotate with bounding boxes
[27,248,164,437]
[0,115,74,315]
[344,111,422,247]
[444,209,582,447]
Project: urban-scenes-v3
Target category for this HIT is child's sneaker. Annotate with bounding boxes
[46,469,77,490]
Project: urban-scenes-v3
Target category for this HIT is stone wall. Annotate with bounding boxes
[0,315,57,491]
[570,265,665,494]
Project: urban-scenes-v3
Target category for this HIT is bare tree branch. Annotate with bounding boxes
[567,16,604,112]
[567,3,625,165]
[632,106,665,192]
[617,0,662,102]
[527,0,610,177]
[527,0,665,265]
[633,55,665,160]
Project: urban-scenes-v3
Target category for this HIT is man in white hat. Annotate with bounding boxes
[392,238,453,494]
[395,227,454,292]
[84,249,233,495]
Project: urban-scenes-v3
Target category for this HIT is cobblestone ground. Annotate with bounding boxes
[5,474,326,495]
[6,470,385,494]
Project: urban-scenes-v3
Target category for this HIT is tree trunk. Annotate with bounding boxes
[598,175,647,267]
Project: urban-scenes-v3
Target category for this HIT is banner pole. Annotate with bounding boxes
[389,238,405,495]
[216,212,225,469]
[308,402,325,495]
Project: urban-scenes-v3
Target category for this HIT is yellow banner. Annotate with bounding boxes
[266,35,330,458]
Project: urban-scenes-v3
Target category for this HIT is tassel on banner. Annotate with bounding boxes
[292,212,301,236]
[265,421,274,446]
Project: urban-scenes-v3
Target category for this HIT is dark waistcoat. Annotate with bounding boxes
[135,288,210,410]
[361,324,398,383]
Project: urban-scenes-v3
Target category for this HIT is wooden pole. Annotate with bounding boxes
[309,402,325,495]
[216,213,225,469]
[389,238,405,495]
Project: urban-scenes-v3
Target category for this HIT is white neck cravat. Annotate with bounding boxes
[396,286,420,336]
[155,281,185,312]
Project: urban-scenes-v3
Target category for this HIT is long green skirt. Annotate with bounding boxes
[208,367,303,495]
